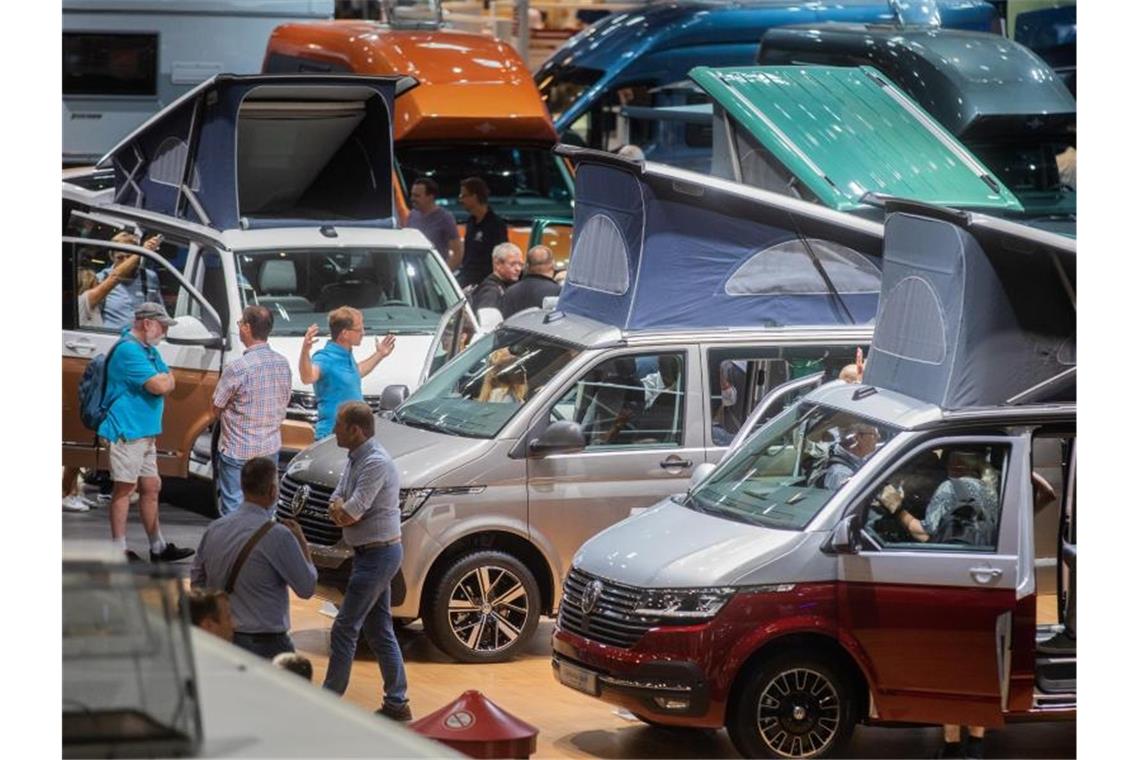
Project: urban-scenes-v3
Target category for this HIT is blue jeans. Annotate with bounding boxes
[322,543,408,707]
[215,452,245,516]
[232,631,294,660]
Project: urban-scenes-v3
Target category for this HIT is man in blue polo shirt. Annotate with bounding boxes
[298,306,396,438]
[99,302,195,563]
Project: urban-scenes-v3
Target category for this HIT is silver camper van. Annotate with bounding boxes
[278,150,888,662]
[552,204,1076,758]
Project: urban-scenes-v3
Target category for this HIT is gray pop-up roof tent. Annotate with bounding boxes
[96,74,417,231]
[554,145,884,330]
[864,200,1075,408]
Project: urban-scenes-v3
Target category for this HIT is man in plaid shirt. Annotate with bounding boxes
[212,305,292,515]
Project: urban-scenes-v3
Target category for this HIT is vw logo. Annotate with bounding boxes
[580,579,603,615]
[289,485,310,518]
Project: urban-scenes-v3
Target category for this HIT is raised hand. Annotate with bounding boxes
[302,323,320,352]
[375,333,396,359]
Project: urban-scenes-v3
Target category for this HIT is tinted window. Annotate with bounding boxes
[63,33,158,97]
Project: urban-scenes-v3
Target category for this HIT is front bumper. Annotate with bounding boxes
[551,626,720,727]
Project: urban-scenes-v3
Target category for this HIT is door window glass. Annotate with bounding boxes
[191,249,229,333]
[65,220,194,335]
[862,442,1010,552]
[550,353,685,448]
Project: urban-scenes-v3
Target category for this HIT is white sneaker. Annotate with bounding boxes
[63,495,91,513]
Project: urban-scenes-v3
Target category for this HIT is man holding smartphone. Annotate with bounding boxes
[97,230,165,331]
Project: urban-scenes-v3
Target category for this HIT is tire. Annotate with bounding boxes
[422,550,541,663]
[727,651,856,759]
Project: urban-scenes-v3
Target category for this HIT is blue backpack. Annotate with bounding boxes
[78,339,126,431]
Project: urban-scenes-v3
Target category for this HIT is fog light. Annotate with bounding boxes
[652,696,690,711]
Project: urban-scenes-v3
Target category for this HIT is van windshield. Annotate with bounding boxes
[238,247,459,336]
[396,145,573,224]
[684,403,899,530]
[392,329,580,439]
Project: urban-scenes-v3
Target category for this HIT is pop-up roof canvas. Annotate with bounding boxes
[96,74,414,231]
[864,202,1075,408]
[555,147,885,331]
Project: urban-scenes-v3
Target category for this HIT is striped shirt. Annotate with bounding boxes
[331,439,402,547]
[213,343,292,460]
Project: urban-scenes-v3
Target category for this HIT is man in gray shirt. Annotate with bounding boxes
[407,177,462,270]
[191,457,316,659]
[322,401,411,721]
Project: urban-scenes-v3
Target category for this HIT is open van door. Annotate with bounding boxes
[63,236,225,476]
[419,299,477,385]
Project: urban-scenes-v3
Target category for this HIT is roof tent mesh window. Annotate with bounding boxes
[567,213,631,295]
[873,276,948,364]
[236,85,393,222]
[148,138,200,190]
[726,238,881,296]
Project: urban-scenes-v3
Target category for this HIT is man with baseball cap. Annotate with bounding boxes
[98,302,194,562]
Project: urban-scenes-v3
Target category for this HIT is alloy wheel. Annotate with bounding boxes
[755,667,841,758]
[446,564,530,654]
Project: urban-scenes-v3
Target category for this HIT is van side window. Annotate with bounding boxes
[706,346,867,446]
[65,219,197,335]
[862,442,1010,552]
[550,352,685,448]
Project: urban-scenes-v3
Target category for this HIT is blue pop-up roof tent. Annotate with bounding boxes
[864,200,1076,408]
[96,74,416,231]
[555,146,885,331]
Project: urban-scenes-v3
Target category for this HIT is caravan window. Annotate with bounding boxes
[238,247,459,336]
[63,33,158,97]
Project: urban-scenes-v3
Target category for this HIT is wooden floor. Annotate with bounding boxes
[285,594,1074,759]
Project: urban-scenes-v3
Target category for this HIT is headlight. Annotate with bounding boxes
[288,391,318,422]
[634,587,736,621]
[399,485,485,520]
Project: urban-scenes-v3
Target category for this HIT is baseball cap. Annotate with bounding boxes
[134,302,178,327]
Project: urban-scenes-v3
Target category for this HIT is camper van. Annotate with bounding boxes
[534,0,997,153]
[62,75,473,488]
[756,25,1076,231]
[262,8,574,260]
[553,203,1076,759]
[62,0,333,165]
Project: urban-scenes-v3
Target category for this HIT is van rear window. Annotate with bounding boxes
[64,33,158,97]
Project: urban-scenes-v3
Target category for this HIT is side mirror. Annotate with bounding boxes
[827,513,863,555]
[529,420,585,456]
[166,315,225,349]
[379,384,409,412]
[688,462,716,492]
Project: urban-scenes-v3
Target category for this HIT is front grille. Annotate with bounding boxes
[277,475,341,546]
[558,568,659,648]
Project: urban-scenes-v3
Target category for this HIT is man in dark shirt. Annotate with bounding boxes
[457,176,509,287]
[501,245,562,318]
[470,243,524,320]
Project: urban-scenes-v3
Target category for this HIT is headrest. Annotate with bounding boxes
[259,259,297,294]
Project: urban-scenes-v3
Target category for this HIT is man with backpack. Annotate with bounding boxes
[190,457,317,659]
[878,448,998,547]
[96,302,194,562]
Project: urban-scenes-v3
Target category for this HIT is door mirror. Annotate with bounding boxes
[689,462,716,492]
[166,315,224,348]
[379,384,409,412]
[529,420,586,456]
[828,513,863,555]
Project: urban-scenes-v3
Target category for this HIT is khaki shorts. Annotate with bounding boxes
[107,437,159,483]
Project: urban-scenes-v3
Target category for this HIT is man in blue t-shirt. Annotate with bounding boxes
[98,302,195,563]
[298,306,396,438]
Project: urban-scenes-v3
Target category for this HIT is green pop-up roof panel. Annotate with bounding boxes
[690,65,1023,214]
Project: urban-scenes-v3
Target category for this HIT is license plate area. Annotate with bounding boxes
[559,661,599,696]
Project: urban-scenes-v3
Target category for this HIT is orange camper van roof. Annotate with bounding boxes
[265,21,558,144]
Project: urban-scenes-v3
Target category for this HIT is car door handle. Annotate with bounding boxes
[969,566,1003,585]
[65,340,96,353]
[659,457,692,470]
